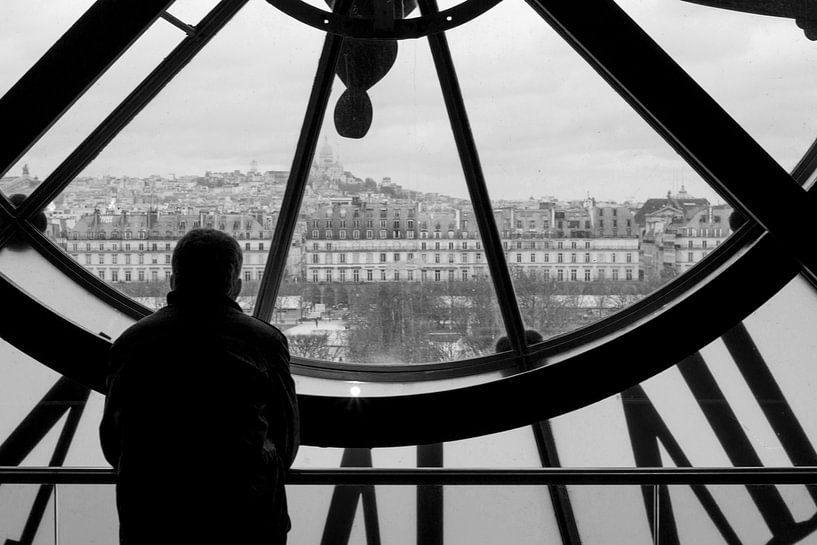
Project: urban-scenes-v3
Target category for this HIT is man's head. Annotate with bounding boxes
[494,329,545,353]
[171,229,243,299]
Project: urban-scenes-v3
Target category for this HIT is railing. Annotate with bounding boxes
[4,467,817,545]
[3,466,817,485]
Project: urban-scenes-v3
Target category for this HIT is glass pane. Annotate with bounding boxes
[617,0,817,173]
[0,339,108,467]
[272,36,507,364]
[569,485,654,544]
[287,485,563,545]
[0,0,95,97]
[0,484,56,545]
[2,20,183,195]
[550,273,817,468]
[0,340,63,460]
[55,485,118,545]
[444,0,737,344]
[667,485,817,544]
[42,2,321,313]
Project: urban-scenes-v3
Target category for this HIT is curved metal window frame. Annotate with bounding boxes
[1,0,817,445]
[1,0,817,380]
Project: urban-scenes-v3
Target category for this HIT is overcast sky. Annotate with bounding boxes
[2,0,816,203]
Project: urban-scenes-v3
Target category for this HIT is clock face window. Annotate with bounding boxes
[1,0,812,378]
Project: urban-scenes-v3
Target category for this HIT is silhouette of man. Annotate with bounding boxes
[100,229,299,545]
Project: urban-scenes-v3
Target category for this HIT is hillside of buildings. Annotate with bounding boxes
[1,145,734,363]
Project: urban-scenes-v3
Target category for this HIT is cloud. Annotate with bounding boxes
[4,0,815,204]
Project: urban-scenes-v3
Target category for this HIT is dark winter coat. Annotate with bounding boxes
[100,290,299,545]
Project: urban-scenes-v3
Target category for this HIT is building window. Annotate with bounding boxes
[394,270,400,281]
[571,253,577,263]
[325,230,333,239]
[557,253,564,263]
[530,253,536,263]
[585,269,591,281]
[340,254,346,264]
[366,230,373,239]
[626,269,633,281]
[435,270,441,281]
[151,271,158,282]
[394,253,400,262]
[367,270,373,281]
[516,253,522,263]
[543,269,550,281]
[353,230,360,239]
[340,269,346,282]
[125,271,132,282]
[570,269,577,281]
[462,253,469,263]
[138,270,145,282]
[380,270,386,281]
[626,253,633,263]
[476,253,482,263]
[611,253,617,263]
[312,254,319,264]
[165,254,171,264]
[327,270,333,282]
[353,269,360,282]
[448,254,454,264]
[408,270,414,281]
[612,269,619,281]
[544,253,550,263]
[245,243,251,251]
[435,254,441,264]
[312,270,319,282]
[448,270,455,281]
[379,230,387,239]
[461,269,468,281]
[339,230,346,239]
[112,254,118,265]
[312,230,319,238]
[557,269,564,281]
[98,270,106,281]
[380,253,387,263]
[688,252,694,262]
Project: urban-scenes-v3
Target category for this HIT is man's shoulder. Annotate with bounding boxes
[112,307,174,347]
[234,312,289,350]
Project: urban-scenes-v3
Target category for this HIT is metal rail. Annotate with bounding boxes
[3,467,817,486]
[418,0,528,355]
